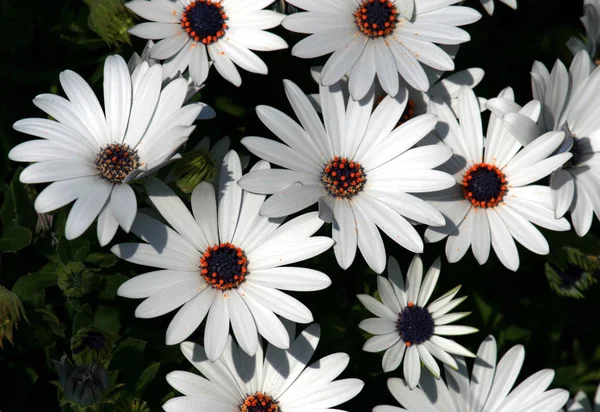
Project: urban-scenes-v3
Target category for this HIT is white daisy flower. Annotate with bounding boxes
[374,335,569,412]
[9,55,210,245]
[112,150,334,361]
[567,1,600,58]
[238,80,456,274]
[309,64,487,123]
[480,0,517,16]
[562,383,600,412]
[163,323,364,412]
[527,50,600,237]
[423,86,572,271]
[358,254,476,389]
[125,0,288,87]
[281,0,481,100]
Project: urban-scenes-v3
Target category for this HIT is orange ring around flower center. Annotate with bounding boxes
[462,162,507,208]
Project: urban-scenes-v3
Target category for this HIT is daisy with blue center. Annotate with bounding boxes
[282,0,481,100]
[125,0,288,87]
[358,255,476,389]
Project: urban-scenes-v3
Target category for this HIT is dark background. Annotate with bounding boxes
[1,0,599,411]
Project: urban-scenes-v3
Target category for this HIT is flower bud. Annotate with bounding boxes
[0,285,27,348]
[83,0,133,46]
[173,148,218,194]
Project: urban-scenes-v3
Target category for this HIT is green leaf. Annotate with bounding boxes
[135,362,161,394]
[97,274,129,300]
[93,305,121,335]
[109,338,147,391]
[10,175,37,230]
[214,96,245,117]
[0,225,32,252]
[72,303,93,335]
[110,338,146,369]
[12,271,57,306]
[86,252,119,268]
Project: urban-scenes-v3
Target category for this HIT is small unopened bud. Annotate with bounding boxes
[0,285,27,349]
[173,148,218,194]
[57,262,98,298]
[71,327,114,366]
[84,0,133,46]
[35,212,54,236]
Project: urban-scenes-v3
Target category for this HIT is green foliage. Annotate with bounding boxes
[0,170,35,253]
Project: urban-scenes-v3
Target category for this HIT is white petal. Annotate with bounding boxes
[162,397,235,412]
[242,282,313,323]
[134,277,202,319]
[240,290,290,349]
[227,27,287,51]
[218,151,243,244]
[165,287,217,345]
[256,105,323,165]
[388,39,429,91]
[417,257,441,307]
[357,294,397,321]
[382,341,406,373]
[20,160,97,184]
[352,201,387,274]
[259,185,325,218]
[111,242,200,271]
[59,70,109,147]
[227,290,259,356]
[191,182,219,246]
[118,270,199,299]
[356,196,424,254]
[403,345,421,389]
[219,38,268,74]
[33,176,97,213]
[110,184,137,232]
[246,267,331,291]
[550,169,575,218]
[363,332,401,352]
[65,181,112,240]
[205,294,231,361]
[145,177,209,251]
[321,35,369,88]
[281,379,364,410]
[471,207,491,265]
[333,199,358,270]
[374,38,400,97]
[125,1,181,23]
[208,43,242,87]
[123,64,163,148]
[359,317,398,335]
[103,55,132,143]
[496,205,549,255]
[486,208,519,271]
[97,202,119,246]
[241,136,321,175]
[128,22,181,39]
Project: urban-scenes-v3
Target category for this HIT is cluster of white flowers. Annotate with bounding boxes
[9,0,600,411]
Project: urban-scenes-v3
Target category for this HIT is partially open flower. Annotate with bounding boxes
[546,247,599,299]
[0,285,27,349]
[52,355,109,406]
[71,327,115,365]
